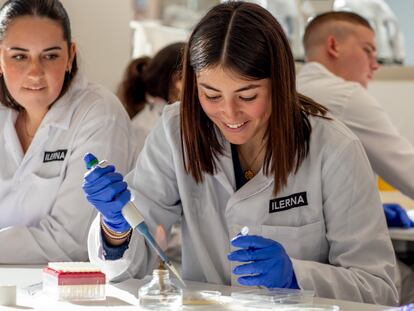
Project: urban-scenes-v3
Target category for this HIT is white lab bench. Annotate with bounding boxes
[0,265,392,311]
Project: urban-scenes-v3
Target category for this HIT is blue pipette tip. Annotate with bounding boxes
[84,153,98,169]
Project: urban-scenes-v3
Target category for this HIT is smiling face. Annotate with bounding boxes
[336,24,378,88]
[0,16,75,114]
[197,65,272,149]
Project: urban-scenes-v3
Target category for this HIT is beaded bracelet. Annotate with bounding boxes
[100,219,132,241]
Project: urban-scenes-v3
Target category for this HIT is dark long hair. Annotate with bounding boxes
[118,42,185,119]
[0,0,78,110]
[180,1,328,194]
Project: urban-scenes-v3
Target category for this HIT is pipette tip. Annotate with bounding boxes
[165,261,186,288]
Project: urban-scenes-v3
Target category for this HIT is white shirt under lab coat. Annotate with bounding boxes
[297,62,414,199]
[0,73,136,264]
[89,103,398,305]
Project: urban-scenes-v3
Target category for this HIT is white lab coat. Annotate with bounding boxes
[0,73,136,264]
[130,98,182,263]
[297,62,414,199]
[131,98,166,137]
[89,103,398,305]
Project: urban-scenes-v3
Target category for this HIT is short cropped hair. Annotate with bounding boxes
[303,11,373,53]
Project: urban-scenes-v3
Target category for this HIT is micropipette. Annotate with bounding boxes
[84,153,185,287]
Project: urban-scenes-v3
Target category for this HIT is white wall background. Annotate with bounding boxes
[61,0,133,92]
[385,0,414,66]
[369,81,414,145]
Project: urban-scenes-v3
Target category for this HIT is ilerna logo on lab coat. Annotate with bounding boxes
[269,192,308,213]
[43,149,68,163]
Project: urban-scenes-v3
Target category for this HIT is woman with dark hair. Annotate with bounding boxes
[84,2,398,305]
[0,0,135,263]
[118,42,184,136]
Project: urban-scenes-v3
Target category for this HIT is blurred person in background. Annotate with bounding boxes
[117,41,185,263]
[297,11,414,304]
[118,42,185,137]
[298,12,414,229]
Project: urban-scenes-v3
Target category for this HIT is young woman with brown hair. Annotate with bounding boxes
[84,2,398,305]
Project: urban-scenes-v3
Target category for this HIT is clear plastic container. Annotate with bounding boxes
[183,290,222,305]
[138,268,183,310]
[42,262,106,301]
[232,288,314,304]
[272,304,340,310]
[232,287,315,309]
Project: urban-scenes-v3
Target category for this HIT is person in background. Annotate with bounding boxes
[0,0,135,263]
[117,42,185,263]
[83,2,398,305]
[117,42,185,137]
[297,11,414,229]
[297,11,414,304]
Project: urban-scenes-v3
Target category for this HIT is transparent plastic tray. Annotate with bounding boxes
[183,290,222,305]
[231,287,315,305]
[271,304,340,311]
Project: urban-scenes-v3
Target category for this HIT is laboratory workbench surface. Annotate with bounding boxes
[0,265,393,311]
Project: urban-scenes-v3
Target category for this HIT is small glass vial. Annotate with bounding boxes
[138,268,183,310]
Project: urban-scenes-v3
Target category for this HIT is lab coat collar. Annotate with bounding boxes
[4,109,24,163]
[41,72,88,131]
[227,166,274,211]
[212,132,274,199]
[2,73,88,165]
[213,136,236,195]
[301,62,345,82]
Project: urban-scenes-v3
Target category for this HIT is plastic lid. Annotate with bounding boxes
[84,153,98,169]
[48,262,102,272]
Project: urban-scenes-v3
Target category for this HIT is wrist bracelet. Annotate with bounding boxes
[100,220,132,240]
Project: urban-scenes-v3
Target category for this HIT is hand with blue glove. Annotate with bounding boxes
[227,234,299,289]
[82,153,131,233]
[383,203,414,228]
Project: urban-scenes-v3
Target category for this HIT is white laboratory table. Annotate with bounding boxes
[0,265,392,311]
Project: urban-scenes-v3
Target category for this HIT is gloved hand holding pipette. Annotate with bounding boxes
[83,156,131,233]
[82,153,185,287]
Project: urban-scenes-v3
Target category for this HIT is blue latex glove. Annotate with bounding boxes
[383,203,414,228]
[227,235,299,289]
[82,153,131,233]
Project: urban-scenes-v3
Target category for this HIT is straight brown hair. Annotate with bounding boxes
[180,1,328,194]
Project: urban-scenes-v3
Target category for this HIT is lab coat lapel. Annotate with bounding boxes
[21,124,50,165]
[18,74,83,165]
[226,169,273,215]
[213,142,236,195]
[4,109,24,165]
[41,73,86,130]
